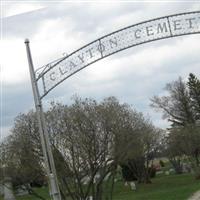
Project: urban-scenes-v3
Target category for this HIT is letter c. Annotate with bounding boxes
[135,29,141,39]
[50,72,56,81]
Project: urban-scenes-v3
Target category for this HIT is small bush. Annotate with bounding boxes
[159,160,165,167]
[121,165,137,182]
[148,167,156,178]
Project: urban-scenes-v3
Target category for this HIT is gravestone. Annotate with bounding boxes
[4,177,16,200]
[182,163,192,173]
[130,181,136,190]
[0,182,3,196]
[15,185,29,196]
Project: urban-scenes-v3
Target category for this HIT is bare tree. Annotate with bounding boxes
[151,77,195,127]
[46,97,117,200]
[0,112,46,199]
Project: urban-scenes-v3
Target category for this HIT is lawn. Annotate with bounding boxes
[112,173,200,200]
[0,173,200,200]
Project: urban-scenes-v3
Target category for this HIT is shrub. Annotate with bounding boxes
[159,160,165,167]
[148,166,156,178]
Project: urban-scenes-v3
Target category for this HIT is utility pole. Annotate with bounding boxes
[25,39,62,200]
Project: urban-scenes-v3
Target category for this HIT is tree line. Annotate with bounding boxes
[0,73,199,200]
[1,97,161,200]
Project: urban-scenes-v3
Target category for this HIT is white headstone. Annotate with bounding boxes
[130,181,136,190]
[4,177,16,200]
[0,182,4,195]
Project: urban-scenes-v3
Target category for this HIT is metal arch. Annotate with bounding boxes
[36,11,200,99]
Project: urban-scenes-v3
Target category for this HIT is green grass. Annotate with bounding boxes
[0,187,50,200]
[0,173,200,200]
[112,173,200,200]
[16,187,50,200]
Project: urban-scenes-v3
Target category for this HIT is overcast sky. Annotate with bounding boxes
[1,1,200,140]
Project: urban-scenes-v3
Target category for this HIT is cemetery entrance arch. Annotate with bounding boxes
[35,11,200,99]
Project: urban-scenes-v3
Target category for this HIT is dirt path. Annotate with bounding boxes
[188,191,200,200]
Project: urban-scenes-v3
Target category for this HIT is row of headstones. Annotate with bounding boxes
[156,163,193,176]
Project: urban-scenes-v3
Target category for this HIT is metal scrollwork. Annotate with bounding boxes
[35,11,200,99]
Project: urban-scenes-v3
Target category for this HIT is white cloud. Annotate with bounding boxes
[2,17,83,85]
[2,2,46,18]
[0,126,11,140]
[1,38,29,84]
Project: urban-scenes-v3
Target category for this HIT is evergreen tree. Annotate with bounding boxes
[187,73,200,121]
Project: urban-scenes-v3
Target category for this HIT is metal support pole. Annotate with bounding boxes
[25,39,62,200]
